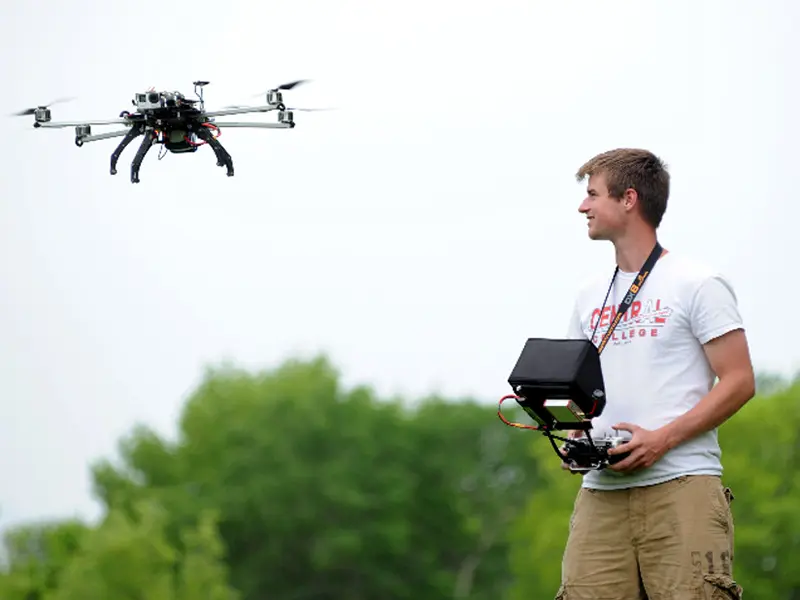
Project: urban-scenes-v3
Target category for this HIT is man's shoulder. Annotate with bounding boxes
[660,252,744,342]
[659,252,737,298]
[662,251,720,280]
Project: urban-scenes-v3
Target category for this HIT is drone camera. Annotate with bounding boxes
[135,92,163,111]
[134,91,188,112]
[162,92,184,108]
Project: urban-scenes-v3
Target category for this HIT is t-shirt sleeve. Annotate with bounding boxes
[689,274,744,345]
[566,302,586,340]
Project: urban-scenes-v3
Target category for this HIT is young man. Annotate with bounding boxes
[557,148,755,600]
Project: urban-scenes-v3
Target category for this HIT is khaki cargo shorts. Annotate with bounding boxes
[556,474,742,599]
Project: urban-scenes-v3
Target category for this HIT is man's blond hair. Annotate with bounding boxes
[575,148,670,229]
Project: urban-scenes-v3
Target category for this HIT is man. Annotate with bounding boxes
[557,148,755,600]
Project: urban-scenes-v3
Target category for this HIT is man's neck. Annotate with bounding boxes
[613,229,665,273]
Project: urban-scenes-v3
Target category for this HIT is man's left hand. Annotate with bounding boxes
[606,423,672,473]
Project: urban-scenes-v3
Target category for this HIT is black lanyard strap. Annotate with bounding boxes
[591,242,663,355]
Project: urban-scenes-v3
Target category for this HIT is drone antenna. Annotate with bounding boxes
[193,81,210,111]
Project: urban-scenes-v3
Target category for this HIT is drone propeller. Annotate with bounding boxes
[10,96,76,117]
[249,79,311,99]
[274,79,310,91]
[222,104,332,112]
[283,106,334,112]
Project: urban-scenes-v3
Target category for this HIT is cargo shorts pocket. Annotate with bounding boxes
[723,486,734,505]
[703,573,743,599]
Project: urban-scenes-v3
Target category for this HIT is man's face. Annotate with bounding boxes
[578,172,626,241]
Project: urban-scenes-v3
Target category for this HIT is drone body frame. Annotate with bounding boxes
[19,80,308,183]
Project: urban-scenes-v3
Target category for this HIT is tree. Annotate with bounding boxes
[0,518,89,600]
[175,509,241,600]
[506,430,583,600]
[88,354,542,600]
[714,381,800,599]
[43,500,238,600]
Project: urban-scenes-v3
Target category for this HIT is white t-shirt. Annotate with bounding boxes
[566,251,744,490]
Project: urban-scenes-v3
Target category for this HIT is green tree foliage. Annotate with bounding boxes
[47,501,179,600]
[45,501,238,600]
[87,355,541,600]
[506,433,583,599]
[0,501,238,599]
[713,381,800,599]
[0,519,88,600]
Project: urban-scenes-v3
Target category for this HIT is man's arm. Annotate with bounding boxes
[607,273,756,472]
[660,328,756,451]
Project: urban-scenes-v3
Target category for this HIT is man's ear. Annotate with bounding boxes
[622,188,638,212]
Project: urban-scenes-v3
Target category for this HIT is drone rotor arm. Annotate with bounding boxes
[35,118,134,129]
[74,129,132,146]
[209,121,294,129]
[201,105,280,118]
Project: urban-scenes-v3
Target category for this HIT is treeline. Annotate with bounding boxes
[0,356,798,599]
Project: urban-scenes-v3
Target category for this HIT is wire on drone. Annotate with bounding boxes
[186,123,221,147]
[497,394,544,431]
[497,393,573,454]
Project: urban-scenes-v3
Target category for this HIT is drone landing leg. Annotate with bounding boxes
[130,129,156,184]
[110,124,144,175]
[195,127,234,177]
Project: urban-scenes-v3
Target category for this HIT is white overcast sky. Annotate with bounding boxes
[1,0,798,533]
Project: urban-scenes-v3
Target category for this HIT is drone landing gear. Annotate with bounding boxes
[131,129,156,184]
[110,123,145,176]
[103,123,233,183]
[194,125,234,177]
[104,123,155,183]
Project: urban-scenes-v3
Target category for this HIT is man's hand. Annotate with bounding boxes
[606,422,672,474]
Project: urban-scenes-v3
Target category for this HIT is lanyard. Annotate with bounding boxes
[591,242,663,354]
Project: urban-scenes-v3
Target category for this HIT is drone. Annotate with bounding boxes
[11,80,318,183]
